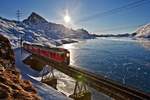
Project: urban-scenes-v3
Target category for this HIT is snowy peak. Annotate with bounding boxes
[22,12,94,39]
[135,23,150,38]
[23,12,48,25]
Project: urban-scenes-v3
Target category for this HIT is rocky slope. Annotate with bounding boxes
[0,34,41,100]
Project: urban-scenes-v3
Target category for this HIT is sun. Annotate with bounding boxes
[63,9,71,23]
[64,14,71,23]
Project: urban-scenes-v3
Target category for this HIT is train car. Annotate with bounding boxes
[23,43,70,65]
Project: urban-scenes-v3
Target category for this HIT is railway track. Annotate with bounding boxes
[68,66,150,100]
[30,53,150,100]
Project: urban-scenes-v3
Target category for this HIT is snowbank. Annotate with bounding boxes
[14,48,72,100]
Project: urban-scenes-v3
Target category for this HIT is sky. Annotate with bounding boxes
[0,0,150,34]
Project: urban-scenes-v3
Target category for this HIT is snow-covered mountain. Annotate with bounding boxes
[135,23,150,38]
[23,12,94,39]
[0,12,94,48]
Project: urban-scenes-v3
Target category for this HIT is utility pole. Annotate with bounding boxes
[16,10,23,54]
[16,10,21,22]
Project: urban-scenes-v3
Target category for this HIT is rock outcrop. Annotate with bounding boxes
[0,34,41,100]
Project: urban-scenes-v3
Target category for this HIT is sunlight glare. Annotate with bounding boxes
[64,15,71,23]
[64,9,71,23]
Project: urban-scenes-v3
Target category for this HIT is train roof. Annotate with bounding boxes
[23,42,69,53]
[44,47,69,53]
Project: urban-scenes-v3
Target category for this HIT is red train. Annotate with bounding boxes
[23,43,70,65]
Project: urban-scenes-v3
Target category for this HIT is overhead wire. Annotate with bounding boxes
[77,0,150,23]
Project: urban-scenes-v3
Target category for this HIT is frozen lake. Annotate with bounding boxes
[62,37,150,93]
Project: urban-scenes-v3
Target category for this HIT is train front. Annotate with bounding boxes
[65,50,70,65]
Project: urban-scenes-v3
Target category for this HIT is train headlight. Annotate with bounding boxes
[66,53,70,57]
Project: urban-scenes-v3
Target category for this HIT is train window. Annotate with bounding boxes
[56,53,59,58]
[49,52,52,57]
[61,54,64,58]
[53,53,55,57]
[51,52,54,57]
[45,51,49,56]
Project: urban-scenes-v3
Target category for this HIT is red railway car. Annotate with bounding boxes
[23,43,70,65]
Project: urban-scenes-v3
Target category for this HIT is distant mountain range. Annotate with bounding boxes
[0,12,95,47]
[93,23,150,39]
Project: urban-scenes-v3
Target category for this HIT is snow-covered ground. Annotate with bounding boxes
[14,48,72,100]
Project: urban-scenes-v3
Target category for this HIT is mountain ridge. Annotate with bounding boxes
[23,12,94,39]
[0,12,94,48]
